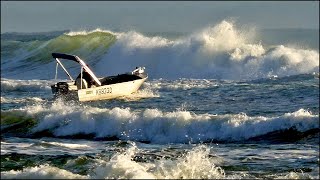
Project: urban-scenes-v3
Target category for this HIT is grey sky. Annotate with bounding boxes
[1,1,319,33]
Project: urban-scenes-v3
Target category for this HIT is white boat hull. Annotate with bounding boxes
[77,77,147,102]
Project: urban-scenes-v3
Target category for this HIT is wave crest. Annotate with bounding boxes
[3,99,317,143]
[2,20,319,80]
[95,20,319,80]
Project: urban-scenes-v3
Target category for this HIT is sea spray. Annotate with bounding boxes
[1,144,225,179]
[2,20,318,80]
[95,20,319,80]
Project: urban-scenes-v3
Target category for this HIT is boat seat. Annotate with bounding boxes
[76,78,88,89]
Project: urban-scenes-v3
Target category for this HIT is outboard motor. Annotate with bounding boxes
[51,82,69,95]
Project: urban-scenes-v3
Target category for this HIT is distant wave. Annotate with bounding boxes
[1,20,319,80]
[2,99,318,144]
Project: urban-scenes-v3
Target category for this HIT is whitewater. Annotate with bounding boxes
[1,20,319,179]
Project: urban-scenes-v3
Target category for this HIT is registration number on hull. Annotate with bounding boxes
[96,87,112,95]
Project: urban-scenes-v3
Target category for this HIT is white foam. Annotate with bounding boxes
[196,20,263,56]
[152,145,225,179]
[64,28,118,36]
[45,141,91,149]
[144,78,219,90]
[0,164,87,179]
[1,141,34,155]
[258,45,319,77]
[92,144,156,179]
[91,143,225,179]
[2,143,318,179]
[275,171,316,179]
[94,20,319,80]
[116,31,174,49]
[0,144,225,179]
[1,78,54,92]
[11,99,318,143]
[118,86,160,101]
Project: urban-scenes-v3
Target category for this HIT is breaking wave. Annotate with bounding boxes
[1,20,318,80]
[0,144,225,179]
[1,142,317,179]
[2,99,318,144]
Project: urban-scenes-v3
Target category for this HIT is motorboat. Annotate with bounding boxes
[50,53,148,102]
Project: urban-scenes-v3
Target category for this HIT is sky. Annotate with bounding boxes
[1,1,319,33]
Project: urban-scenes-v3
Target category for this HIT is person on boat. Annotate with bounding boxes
[132,67,145,75]
[133,67,144,75]
[132,67,139,75]
[75,69,94,88]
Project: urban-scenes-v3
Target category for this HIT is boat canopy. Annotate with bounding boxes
[52,53,79,63]
[52,52,102,86]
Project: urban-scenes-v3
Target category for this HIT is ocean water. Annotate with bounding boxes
[1,20,319,179]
